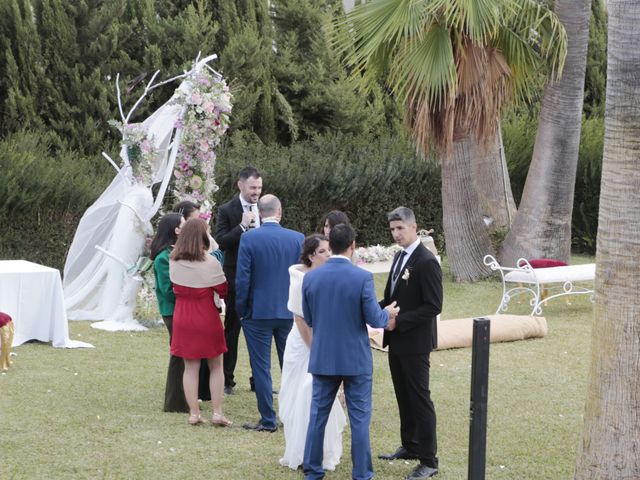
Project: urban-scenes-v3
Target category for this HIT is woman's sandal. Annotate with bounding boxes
[211,412,233,427]
[188,413,205,426]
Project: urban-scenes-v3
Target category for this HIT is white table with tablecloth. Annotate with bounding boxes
[0,260,93,348]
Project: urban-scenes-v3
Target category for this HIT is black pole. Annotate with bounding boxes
[468,318,491,480]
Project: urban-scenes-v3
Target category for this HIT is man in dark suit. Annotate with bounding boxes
[302,224,399,480]
[236,194,304,432]
[378,207,443,480]
[214,166,262,395]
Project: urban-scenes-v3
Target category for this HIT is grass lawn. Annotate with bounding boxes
[1,259,594,479]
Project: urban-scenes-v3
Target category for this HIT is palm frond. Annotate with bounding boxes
[503,0,567,79]
[424,0,504,44]
[389,23,456,109]
[455,40,512,145]
[331,0,566,157]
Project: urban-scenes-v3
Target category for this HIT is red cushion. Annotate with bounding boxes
[518,258,569,269]
[0,312,12,328]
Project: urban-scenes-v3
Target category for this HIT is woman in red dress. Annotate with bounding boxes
[169,218,231,426]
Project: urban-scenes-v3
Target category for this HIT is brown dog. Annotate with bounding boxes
[0,312,14,370]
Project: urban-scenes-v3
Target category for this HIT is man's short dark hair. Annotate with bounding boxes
[329,224,356,255]
[238,166,261,182]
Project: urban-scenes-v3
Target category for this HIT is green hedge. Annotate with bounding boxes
[502,114,603,253]
[1,130,443,270]
[0,130,111,270]
[212,133,443,247]
[1,117,602,272]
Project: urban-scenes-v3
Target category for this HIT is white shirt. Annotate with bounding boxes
[239,196,260,229]
[396,237,421,273]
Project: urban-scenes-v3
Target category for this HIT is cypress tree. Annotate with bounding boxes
[0,0,44,134]
[270,0,387,141]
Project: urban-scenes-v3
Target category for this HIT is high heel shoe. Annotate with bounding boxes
[211,412,233,427]
[188,413,205,426]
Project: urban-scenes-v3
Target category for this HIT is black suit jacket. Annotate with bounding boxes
[381,243,443,355]
[214,195,244,282]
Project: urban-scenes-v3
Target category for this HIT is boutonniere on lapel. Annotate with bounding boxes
[402,268,411,284]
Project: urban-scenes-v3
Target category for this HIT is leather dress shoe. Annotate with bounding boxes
[378,446,419,461]
[242,421,277,432]
[224,386,234,395]
[405,463,438,480]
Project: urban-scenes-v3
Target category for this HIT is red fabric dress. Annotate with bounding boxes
[171,282,228,359]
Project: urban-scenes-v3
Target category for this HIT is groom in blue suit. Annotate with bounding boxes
[302,224,399,480]
[236,194,304,432]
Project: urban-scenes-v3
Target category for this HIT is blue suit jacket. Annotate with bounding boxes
[302,257,389,376]
[235,222,304,320]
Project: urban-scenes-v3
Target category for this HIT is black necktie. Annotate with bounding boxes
[248,204,256,228]
[392,251,407,283]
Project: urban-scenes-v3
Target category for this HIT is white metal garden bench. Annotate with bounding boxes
[483,254,595,315]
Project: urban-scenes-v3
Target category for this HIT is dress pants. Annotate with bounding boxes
[389,351,438,468]
[223,286,241,388]
[163,315,211,409]
[162,316,188,413]
[304,374,373,480]
[242,317,292,428]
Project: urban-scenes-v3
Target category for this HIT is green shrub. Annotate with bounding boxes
[572,117,603,252]
[212,133,443,248]
[0,129,111,270]
[502,115,603,254]
[0,129,110,213]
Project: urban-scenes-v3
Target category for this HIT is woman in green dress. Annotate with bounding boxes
[150,213,187,412]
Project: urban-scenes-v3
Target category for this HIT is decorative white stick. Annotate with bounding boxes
[95,245,134,272]
[124,70,161,124]
[147,122,184,220]
[102,152,131,185]
[115,73,125,122]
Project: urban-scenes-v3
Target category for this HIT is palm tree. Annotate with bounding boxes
[574,0,640,476]
[499,0,592,267]
[336,0,566,281]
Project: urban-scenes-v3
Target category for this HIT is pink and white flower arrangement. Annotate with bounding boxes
[170,69,232,219]
[107,121,160,185]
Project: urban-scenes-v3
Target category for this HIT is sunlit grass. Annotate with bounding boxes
[1,263,593,479]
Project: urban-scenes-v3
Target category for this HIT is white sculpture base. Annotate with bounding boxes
[90,319,148,332]
[90,275,148,331]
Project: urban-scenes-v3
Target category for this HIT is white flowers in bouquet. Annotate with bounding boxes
[353,244,402,264]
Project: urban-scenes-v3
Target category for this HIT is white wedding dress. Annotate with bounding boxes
[278,265,346,470]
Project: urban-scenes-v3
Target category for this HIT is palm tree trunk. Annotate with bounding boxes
[470,126,516,233]
[574,0,640,476]
[442,136,494,282]
[499,0,591,267]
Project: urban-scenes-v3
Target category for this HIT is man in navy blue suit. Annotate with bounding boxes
[236,194,304,432]
[302,224,399,480]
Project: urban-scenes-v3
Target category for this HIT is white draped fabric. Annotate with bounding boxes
[62,73,195,325]
[0,261,93,348]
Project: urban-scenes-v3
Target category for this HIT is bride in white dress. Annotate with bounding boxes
[279,234,346,470]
